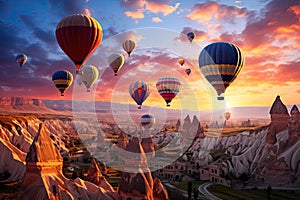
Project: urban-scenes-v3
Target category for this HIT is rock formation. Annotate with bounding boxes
[267,95,290,144]
[17,123,115,200]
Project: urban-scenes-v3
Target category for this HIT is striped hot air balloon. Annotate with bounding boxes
[16,54,27,67]
[52,70,73,96]
[129,81,150,109]
[56,14,102,73]
[198,42,244,100]
[122,40,136,57]
[140,114,155,128]
[108,53,125,76]
[156,77,181,107]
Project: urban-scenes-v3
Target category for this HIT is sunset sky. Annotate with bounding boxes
[0,0,300,111]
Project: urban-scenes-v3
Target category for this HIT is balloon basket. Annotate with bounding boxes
[218,96,224,100]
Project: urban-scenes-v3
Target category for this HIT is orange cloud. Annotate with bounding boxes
[145,2,180,16]
[152,17,162,23]
[186,2,247,24]
[124,9,145,19]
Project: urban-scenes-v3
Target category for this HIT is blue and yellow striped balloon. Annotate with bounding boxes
[16,54,27,67]
[129,81,150,109]
[52,70,73,96]
[198,42,244,100]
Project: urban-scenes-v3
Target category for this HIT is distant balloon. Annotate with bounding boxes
[108,53,125,76]
[16,54,27,67]
[78,65,99,92]
[156,77,181,107]
[140,114,155,128]
[224,112,231,120]
[56,14,103,73]
[187,32,195,43]
[122,40,136,57]
[178,58,185,66]
[129,81,150,109]
[52,70,73,96]
[185,68,191,76]
[198,42,245,100]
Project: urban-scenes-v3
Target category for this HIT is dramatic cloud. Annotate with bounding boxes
[186,1,248,24]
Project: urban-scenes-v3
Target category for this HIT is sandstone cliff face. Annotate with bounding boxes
[17,123,115,200]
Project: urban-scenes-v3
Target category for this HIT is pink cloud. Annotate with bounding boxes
[122,0,180,22]
[84,8,91,16]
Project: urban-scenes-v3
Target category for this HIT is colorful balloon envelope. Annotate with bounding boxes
[198,42,244,100]
[108,53,125,76]
[52,70,73,96]
[140,114,155,128]
[56,14,103,73]
[122,39,136,57]
[178,58,185,66]
[185,68,191,76]
[156,77,181,107]
[129,81,150,109]
[77,65,99,92]
[187,32,195,43]
[16,54,27,67]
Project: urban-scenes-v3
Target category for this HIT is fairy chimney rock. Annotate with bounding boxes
[267,96,289,144]
[25,123,62,173]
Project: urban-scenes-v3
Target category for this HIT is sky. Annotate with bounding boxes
[0,0,300,111]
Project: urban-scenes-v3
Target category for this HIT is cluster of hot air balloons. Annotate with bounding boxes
[50,14,103,96]
[107,39,136,76]
[128,77,181,109]
[16,13,244,104]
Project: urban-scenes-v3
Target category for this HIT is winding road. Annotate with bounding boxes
[198,182,222,200]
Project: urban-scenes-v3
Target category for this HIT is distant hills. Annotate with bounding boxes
[1,96,298,121]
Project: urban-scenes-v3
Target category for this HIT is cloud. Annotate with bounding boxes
[84,8,91,16]
[19,14,56,46]
[175,27,209,43]
[124,9,145,20]
[122,0,180,22]
[186,1,248,24]
[145,1,180,16]
[152,17,162,23]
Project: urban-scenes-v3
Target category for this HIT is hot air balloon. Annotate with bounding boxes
[187,32,195,43]
[156,77,181,107]
[178,58,185,66]
[224,112,231,120]
[185,68,191,76]
[129,81,150,109]
[78,65,99,92]
[56,14,103,73]
[122,40,136,57]
[52,70,73,96]
[108,53,125,76]
[16,54,27,67]
[198,42,244,100]
[140,114,155,129]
